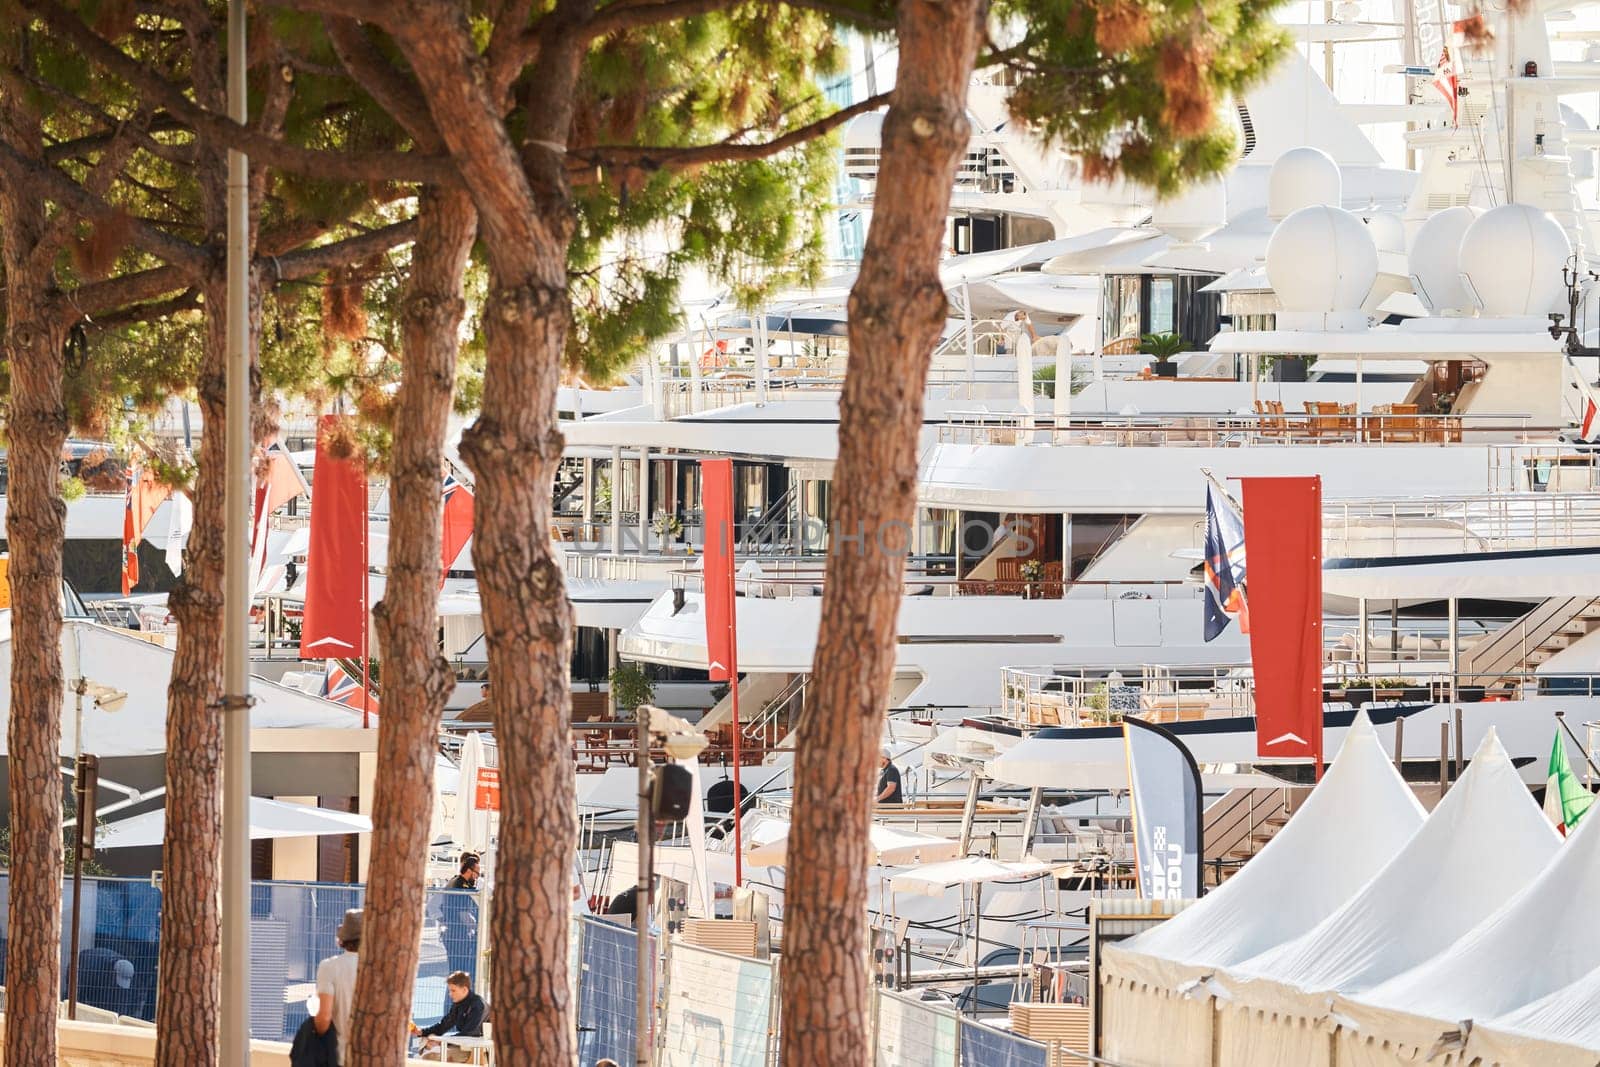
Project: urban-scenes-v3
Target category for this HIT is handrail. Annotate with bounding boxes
[1460,596,1600,684]
[935,410,1556,448]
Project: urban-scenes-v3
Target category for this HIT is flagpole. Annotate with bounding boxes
[728,545,743,888]
[360,476,370,730]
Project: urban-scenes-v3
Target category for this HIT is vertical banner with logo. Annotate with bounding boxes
[699,458,743,882]
[1239,475,1323,768]
[1124,718,1204,900]
[701,459,737,682]
[300,415,369,660]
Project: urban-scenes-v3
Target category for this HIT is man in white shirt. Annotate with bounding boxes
[314,909,362,1064]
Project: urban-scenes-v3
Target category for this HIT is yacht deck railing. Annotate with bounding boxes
[936,410,1550,448]
[1323,492,1600,556]
[667,561,1201,601]
[998,662,1600,730]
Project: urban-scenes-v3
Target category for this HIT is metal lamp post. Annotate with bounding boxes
[633,706,708,1067]
[65,677,126,1019]
[222,0,256,1058]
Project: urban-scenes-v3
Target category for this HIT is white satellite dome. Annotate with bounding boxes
[1266,204,1378,313]
[1267,147,1342,221]
[1408,206,1482,314]
[1363,211,1406,255]
[1458,204,1571,316]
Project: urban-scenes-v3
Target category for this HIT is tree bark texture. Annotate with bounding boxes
[0,81,70,1067]
[347,186,477,1067]
[155,14,242,1060]
[154,269,231,1066]
[395,7,585,1060]
[779,0,982,1062]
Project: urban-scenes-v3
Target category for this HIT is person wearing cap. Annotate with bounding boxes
[876,747,903,805]
[313,909,362,1064]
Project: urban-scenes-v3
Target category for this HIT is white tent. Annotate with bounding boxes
[97,796,371,850]
[1337,775,1600,1059]
[743,813,961,868]
[1469,964,1600,1067]
[23,620,369,759]
[1210,730,1559,1066]
[1098,713,1425,1067]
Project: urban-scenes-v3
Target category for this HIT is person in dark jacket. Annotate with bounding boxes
[440,854,480,973]
[415,971,487,1061]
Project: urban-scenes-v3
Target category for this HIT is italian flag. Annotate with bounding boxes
[1545,730,1595,837]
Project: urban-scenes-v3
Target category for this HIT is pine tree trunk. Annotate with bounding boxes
[458,251,577,1065]
[394,14,584,1060]
[154,270,233,1065]
[346,186,476,1067]
[778,1,981,1062]
[0,76,69,1067]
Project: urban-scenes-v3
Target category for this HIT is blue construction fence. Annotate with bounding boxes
[0,874,484,1042]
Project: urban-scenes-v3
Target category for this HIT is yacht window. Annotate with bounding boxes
[921,509,958,575]
[1149,277,1176,335]
[1067,513,1139,579]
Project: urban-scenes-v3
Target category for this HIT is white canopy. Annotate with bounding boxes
[29,620,369,759]
[743,813,961,867]
[1470,964,1600,1067]
[1108,713,1424,980]
[1218,730,1558,1014]
[97,797,371,850]
[1340,769,1600,1052]
[888,857,1064,897]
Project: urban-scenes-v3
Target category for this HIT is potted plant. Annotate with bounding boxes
[651,510,684,552]
[1139,331,1184,378]
[608,663,656,716]
[1019,558,1044,598]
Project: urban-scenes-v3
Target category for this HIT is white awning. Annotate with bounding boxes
[97,797,371,850]
[889,857,1065,896]
[744,814,962,867]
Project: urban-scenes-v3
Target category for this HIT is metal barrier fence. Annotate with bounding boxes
[877,989,960,1067]
[660,942,777,1066]
[0,875,485,1042]
[873,989,1057,1067]
[35,882,1070,1063]
[577,915,639,1064]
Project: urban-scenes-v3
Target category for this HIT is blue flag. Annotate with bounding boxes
[1203,484,1248,642]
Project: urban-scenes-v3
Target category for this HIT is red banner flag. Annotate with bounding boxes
[300,416,369,660]
[122,464,172,595]
[440,470,474,576]
[1240,476,1323,766]
[701,459,737,681]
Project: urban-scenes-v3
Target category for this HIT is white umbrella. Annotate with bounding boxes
[743,815,961,867]
[96,797,371,850]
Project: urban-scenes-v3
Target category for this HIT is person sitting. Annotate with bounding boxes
[413,971,487,1061]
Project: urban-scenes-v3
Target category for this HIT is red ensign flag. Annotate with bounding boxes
[299,416,369,659]
[1240,476,1323,768]
[701,458,737,681]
